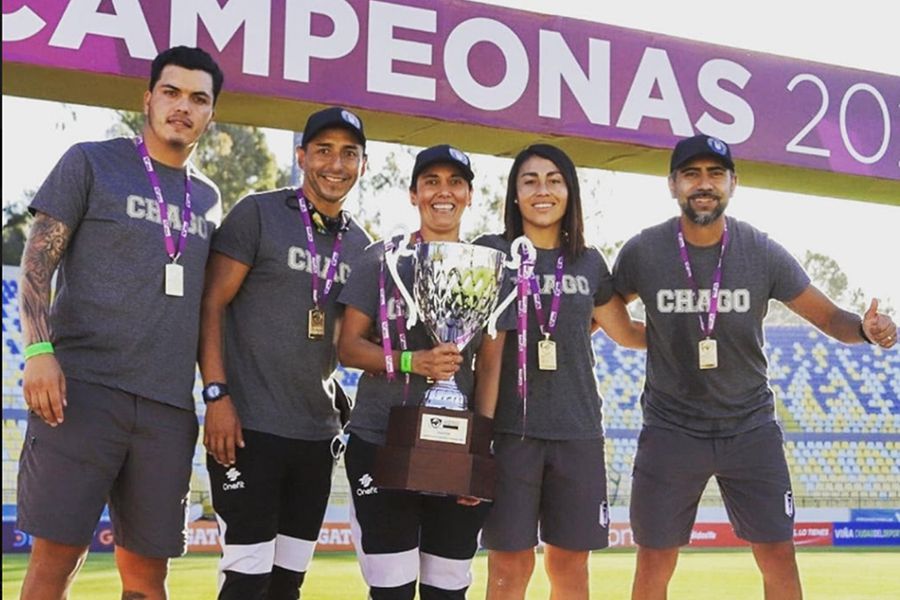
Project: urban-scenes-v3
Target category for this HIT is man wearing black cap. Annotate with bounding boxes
[613,134,896,600]
[198,106,372,599]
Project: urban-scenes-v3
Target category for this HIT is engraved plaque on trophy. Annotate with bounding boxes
[375,239,529,499]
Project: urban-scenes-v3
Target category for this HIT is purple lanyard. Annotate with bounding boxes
[379,233,423,398]
[135,136,192,261]
[676,219,729,338]
[296,189,343,309]
[379,241,403,381]
[515,243,536,428]
[528,251,565,338]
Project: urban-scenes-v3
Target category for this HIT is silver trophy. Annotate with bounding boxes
[385,238,531,410]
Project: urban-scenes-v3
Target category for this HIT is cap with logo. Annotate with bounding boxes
[300,106,366,149]
[410,144,474,186]
[670,134,734,173]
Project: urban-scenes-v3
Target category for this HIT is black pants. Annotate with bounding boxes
[207,430,334,600]
[345,434,490,600]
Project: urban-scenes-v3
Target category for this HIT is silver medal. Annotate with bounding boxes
[165,262,184,297]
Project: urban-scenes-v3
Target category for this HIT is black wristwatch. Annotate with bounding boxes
[202,382,229,403]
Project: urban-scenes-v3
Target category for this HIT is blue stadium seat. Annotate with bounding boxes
[2,269,898,516]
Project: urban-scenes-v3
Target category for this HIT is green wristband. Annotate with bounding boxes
[24,341,55,360]
[400,351,413,374]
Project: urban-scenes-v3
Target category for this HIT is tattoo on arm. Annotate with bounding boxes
[121,592,149,600]
[19,213,71,345]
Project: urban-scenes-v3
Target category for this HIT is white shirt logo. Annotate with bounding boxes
[225,468,241,482]
[656,288,751,313]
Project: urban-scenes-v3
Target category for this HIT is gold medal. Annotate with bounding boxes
[699,338,718,370]
[165,262,184,297]
[537,335,557,371]
[308,308,326,340]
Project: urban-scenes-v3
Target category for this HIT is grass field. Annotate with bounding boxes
[3,548,899,599]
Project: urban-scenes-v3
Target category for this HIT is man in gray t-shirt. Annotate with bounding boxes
[17,46,224,600]
[198,106,371,600]
[613,134,897,600]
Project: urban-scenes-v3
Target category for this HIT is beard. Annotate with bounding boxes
[145,106,202,151]
[682,194,726,225]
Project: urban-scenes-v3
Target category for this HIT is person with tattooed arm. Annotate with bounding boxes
[16,46,224,600]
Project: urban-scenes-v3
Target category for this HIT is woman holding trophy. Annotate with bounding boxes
[476,144,646,600]
[337,144,502,600]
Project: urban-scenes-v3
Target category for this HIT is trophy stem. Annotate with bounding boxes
[423,379,467,411]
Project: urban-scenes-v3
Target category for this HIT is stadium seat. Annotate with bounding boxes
[2,271,898,516]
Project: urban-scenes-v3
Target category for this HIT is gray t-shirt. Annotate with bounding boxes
[613,216,810,437]
[476,234,615,440]
[212,189,372,440]
[337,238,482,446]
[29,137,221,410]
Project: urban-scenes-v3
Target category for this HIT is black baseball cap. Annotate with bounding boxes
[410,144,474,187]
[300,106,366,148]
[670,134,735,173]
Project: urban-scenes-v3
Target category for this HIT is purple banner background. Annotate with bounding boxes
[3,0,898,182]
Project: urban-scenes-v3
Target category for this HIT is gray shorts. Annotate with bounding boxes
[630,422,794,549]
[17,378,199,557]
[481,434,609,552]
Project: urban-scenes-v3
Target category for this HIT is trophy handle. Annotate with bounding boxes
[486,236,535,338]
[384,237,419,329]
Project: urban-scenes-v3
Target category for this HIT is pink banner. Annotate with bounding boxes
[3,0,897,182]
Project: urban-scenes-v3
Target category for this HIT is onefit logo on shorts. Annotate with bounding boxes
[357,473,378,496]
[222,467,245,491]
[784,490,795,517]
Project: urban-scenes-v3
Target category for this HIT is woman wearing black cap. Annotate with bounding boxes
[337,144,498,600]
[475,144,645,599]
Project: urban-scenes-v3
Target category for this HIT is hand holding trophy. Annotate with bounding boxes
[376,236,533,499]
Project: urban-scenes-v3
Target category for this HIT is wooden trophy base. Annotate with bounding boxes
[374,405,495,500]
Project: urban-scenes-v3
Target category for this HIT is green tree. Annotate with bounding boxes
[466,173,507,240]
[3,113,289,264]
[801,251,866,312]
[2,192,36,266]
[2,104,86,265]
[353,146,414,239]
[2,204,29,266]
[765,250,878,324]
[109,111,290,212]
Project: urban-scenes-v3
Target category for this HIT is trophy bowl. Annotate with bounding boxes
[414,242,506,347]
[411,242,506,409]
